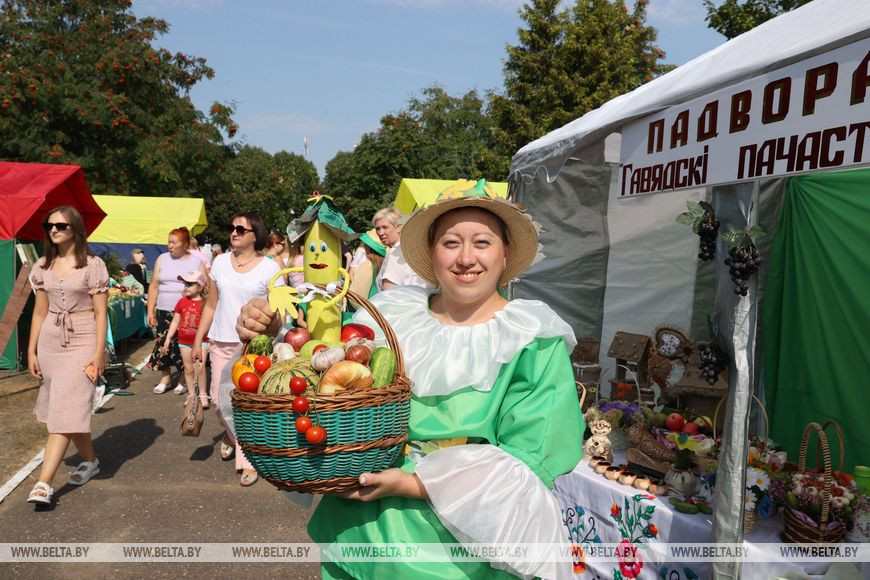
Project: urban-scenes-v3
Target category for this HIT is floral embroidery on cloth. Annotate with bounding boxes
[609,493,658,579]
[562,504,601,574]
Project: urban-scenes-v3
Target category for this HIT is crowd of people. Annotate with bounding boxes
[22,188,584,578]
[23,202,439,497]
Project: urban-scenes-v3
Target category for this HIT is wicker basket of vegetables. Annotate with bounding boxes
[230,289,411,494]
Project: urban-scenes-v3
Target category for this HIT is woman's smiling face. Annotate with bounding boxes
[429,208,507,305]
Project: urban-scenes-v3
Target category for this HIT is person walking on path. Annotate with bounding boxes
[193,213,282,487]
[161,270,211,409]
[26,205,110,506]
[146,227,207,395]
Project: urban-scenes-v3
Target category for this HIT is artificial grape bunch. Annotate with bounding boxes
[698,344,726,385]
[725,244,762,296]
[697,211,720,261]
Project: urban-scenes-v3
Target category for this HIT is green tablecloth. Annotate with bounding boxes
[107,296,150,347]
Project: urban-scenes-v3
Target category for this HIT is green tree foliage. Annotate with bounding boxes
[703,0,811,39]
[490,0,669,160]
[0,0,236,197]
[322,86,504,232]
[203,145,319,242]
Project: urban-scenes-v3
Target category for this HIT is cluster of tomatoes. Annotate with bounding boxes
[236,355,272,393]
[289,376,327,444]
[614,382,634,401]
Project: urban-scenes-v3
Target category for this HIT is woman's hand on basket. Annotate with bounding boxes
[337,469,428,502]
[237,298,281,341]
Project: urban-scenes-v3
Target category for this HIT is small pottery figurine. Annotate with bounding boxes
[584,419,614,464]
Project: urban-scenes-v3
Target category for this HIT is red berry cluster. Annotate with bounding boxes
[289,376,326,444]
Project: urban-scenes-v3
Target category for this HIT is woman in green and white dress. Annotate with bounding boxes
[236,180,585,579]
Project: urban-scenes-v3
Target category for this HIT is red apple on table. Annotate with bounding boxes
[340,323,375,343]
[284,327,311,351]
[666,413,686,432]
[681,422,699,435]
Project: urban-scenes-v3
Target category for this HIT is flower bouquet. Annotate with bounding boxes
[785,471,857,529]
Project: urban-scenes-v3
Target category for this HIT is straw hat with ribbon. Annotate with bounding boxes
[401,179,542,287]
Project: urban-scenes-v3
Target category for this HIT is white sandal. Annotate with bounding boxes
[68,458,100,486]
[27,482,54,505]
[153,383,169,394]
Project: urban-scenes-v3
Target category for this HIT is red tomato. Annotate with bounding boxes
[306,426,327,444]
[666,413,686,432]
[253,355,271,375]
[292,396,310,414]
[340,323,375,343]
[295,416,312,433]
[289,376,308,395]
[237,372,260,393]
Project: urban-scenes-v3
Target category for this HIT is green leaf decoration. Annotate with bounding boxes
[698,200,714,213]
[633,494,643,502]
[676,212,697,226]
[747,224,767,245]
[691,219,702,234]
[641,512,652,520]
[645,506,655,514]
[686,201,704,216]
[722,228,743,246]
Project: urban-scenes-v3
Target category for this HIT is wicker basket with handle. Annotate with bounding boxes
[781,422,845,543]
[230,289,412,494]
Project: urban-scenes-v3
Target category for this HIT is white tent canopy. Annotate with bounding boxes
[512,0,870,180]
[508,2,870,577]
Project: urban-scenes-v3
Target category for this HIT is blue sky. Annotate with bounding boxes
[131,0,726,179]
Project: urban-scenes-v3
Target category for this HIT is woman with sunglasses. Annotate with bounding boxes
[193,213,282,487]
[146,227,207,395]
[26,206,110,506]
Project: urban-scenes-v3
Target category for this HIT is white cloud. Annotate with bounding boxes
[647,0,708,25]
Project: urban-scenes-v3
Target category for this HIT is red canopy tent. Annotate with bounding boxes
[0,162,106,368]
[0,162,106,240]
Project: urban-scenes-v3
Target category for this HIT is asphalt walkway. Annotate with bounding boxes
[0,346,320,579]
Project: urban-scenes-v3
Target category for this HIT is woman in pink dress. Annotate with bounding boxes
[26,206,109,506]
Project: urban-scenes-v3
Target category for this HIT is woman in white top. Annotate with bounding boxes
[193,213,281,488]
[373,207,431,291]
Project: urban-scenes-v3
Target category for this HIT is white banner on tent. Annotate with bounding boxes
[619,38,870,197]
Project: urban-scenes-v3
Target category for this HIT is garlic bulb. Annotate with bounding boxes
[271,342,296,362]
[311,346,345,371]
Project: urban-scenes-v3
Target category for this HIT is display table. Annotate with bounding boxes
[554,454,868,579]
[106,296,149,348]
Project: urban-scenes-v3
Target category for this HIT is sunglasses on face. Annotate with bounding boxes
[228,225,254,236]
[42,222,70,233]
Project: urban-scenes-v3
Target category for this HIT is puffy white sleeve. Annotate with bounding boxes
[415,445,574,579]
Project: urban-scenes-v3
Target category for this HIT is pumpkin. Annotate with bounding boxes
[258,358,320,395]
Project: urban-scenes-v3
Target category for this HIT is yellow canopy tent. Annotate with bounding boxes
[393,179,508,214]
[87,195,208,267]
[89,195,207,243]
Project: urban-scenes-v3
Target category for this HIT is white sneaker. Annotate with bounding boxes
[153,383,169,394]
[173,384,188,395]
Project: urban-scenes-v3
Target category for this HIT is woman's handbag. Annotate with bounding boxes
[181,383,204,437]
